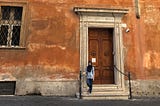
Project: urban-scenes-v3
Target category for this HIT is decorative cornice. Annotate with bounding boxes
[74,7,129,16]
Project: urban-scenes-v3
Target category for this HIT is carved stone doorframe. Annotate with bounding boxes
[74,7,129,92]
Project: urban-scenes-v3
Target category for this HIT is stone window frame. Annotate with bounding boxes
[0,1,28,49]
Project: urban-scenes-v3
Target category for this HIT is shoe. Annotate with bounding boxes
[88,92,92,95]
[87,89,90,93]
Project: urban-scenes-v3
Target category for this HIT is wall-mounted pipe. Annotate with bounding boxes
[135,0,141,19]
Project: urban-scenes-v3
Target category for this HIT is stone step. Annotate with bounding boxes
[93,84,118,89]
[76,84,129,100]
[93,85,119,90]
[83,91,128,95]
[76,90,129,100]
[91,84,123,92]
[82,91,129,100]
[82,94,129,100]
[92,89,123,92]
[92,87,123,92]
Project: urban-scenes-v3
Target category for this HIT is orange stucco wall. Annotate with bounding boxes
[0,0,159,82]
[123,0,160,80]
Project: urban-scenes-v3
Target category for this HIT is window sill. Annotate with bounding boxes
[0,46,26,50]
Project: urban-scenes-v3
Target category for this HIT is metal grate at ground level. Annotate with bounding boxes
[0,81,16,95]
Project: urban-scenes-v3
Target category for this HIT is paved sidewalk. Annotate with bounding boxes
[0,96,159,106]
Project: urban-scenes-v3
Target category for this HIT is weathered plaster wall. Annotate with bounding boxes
[132,80,160,97]
[16,80,78,96]
[0,0,81,81]
[0,0,160,96]
[123,0,160,80]
[123,0,160,97]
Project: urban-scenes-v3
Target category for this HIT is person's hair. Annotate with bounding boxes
[87,61,92,72]
[88,60,92,65]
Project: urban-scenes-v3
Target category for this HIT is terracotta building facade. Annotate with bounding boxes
[0,0,160,99]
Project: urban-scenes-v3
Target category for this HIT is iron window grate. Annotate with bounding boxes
[0,6,23,47]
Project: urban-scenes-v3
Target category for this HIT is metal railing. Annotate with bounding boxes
[79,70,82,99]
[114,65,132,99]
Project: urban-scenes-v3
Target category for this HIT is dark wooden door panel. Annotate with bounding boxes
[88,28,114,84]
[89,39,99,66]
[101,39,113,67]
[94,70,101,83]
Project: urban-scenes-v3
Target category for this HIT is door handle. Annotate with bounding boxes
[104,66,113,70]
[104,67,110,70]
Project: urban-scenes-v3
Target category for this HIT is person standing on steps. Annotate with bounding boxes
[86,60,95,94]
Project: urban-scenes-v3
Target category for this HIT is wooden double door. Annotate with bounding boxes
[88,28,114,84]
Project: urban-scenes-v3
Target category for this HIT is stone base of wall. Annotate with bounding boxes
[15,80,79,96]
[15,80,160,98]
[126,80,160,98]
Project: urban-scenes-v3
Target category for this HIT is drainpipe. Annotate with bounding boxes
[135,0,141,19]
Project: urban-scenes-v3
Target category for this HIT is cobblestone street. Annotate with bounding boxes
[0,96,159,106]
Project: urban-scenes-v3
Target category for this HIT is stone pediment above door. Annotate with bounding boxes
[74,7,129,23]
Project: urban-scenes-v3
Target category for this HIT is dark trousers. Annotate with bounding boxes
[87,79,93,93]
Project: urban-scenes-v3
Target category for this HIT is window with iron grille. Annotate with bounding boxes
[0,6,23,47]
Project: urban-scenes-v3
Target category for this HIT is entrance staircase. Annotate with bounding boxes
[80,84,129,100]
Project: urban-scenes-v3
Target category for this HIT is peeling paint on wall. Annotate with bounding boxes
[143,51,160,70]
[28,43,66,52]
[144,5,160,24]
